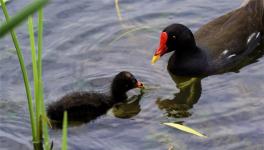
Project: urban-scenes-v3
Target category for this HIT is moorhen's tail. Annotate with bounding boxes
[241,0,264,8]
[241,0,264,24]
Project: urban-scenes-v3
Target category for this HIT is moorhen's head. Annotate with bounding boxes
[151,24,196,64]
[111,71,144,101]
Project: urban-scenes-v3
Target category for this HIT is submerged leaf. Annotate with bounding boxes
[163,122,207,138]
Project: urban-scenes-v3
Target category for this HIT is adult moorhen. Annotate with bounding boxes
[152,0,264,77]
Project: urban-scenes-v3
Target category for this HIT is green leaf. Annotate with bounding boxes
[0,0,9,6]
[62,111,68,150]
[163,122,207,138]
[0,0,49,37]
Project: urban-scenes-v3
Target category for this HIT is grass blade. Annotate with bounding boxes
[37,8,43,79]
[0,0,9,6]
[163,122,207,138]
[28,15,42,145]
[0,0,49,37]
[1,0,54,149]
[62,111,68,150]
[28,16,39,116]
[37,7,51,149]
[28,7,51,150]
[0,0,37,142]
[37,115,44,150]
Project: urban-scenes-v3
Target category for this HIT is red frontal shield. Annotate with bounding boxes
[155,32,168,56]
[151,32,168,64]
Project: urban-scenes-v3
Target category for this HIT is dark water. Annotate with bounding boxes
[1,0,264,149]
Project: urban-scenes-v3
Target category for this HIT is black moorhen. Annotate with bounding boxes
[47,71,144,123]
[152,0,264,77]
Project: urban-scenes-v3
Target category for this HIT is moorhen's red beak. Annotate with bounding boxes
[152,32,168,64]
[136,81,144,88]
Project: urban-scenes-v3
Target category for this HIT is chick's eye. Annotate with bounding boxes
[172,36,176,39]
[132,79,137,85]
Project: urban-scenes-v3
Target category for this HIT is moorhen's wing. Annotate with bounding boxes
[195,0,264,61]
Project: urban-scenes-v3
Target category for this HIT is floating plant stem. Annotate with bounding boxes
[109,26,158,45]
[163,122,207,138]
[114,0,123,22]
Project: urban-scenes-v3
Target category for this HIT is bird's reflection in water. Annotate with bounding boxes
[50,90,145,129]
[112,89,144,119]
[156,43,264,119]
[156,75,202,118]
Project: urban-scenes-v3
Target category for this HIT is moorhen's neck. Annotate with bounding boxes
[168,46,208,77]
[110,86,128,103]
[165,25,210,76]
[171,28,198,57]
[108,71,140,104]
[173,43,199,58]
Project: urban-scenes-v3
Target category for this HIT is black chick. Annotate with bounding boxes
[47,71,144,124]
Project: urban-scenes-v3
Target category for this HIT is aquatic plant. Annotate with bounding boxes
[0,0,48,37]
[62,111,68,150]
[0,0,68,149]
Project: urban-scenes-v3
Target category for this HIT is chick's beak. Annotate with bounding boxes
[136,81,144,88]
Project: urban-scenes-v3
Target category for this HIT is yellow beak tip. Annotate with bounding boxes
[151,55,160,64]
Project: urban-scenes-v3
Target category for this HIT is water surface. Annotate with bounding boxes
[1,0,264,149]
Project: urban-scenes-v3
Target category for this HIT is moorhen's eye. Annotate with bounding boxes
[172,36,176,39]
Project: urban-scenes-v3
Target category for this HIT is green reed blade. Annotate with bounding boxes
[0,0,37,141]
[0,0,49,37]
[0,0,9,6]
[37,9,43,79]
[28,8,51,150]
[37,8,50,149]
[28,15,41,141]
[62,111,68,150]
[38,115,44,150]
